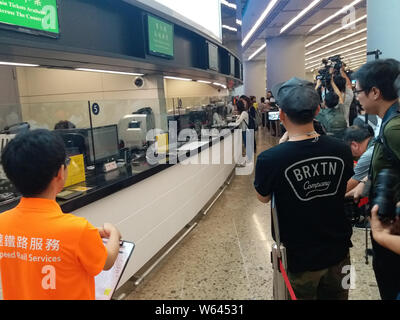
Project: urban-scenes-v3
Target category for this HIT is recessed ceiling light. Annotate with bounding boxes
[342,50,367,59]
[305,49,366,66]
[305,38,366,62]
[309,0,364,33]
[248,43,267,61]
[306,14,367,48]
[241,0,279,47]
[236,19,242,26]
[213,82,227,88]
[280,0,321,34]
[305,46,367,68]
[0,61,39,67]
[348,62,365,70]
[75,68,143,76]
[305,28,367,56]
[164,76,192,81]
[222,25,238,32]
[305,61,324,70]
[345,57,367,64]
[221,0,236,9]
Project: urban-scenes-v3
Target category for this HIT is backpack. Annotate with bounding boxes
[323,108,347,139]
[376,103,400,167]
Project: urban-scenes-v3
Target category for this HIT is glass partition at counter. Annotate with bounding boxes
[0,103,24,195]
[166,95,233,136]
[88,98,168,169]
[0,95,233,202]
[0,100,91,201]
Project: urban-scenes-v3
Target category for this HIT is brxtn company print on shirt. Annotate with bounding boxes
[285,156,345,201]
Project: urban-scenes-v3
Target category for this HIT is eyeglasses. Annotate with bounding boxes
[64,157,71,167]
[354,89,365,96]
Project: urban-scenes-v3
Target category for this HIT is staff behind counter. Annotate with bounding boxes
[0,129,122,300]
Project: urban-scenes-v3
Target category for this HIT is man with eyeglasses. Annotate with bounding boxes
[353,59,400,300]
[0,129,121,300]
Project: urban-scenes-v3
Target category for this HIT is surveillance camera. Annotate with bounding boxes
[134,77,144,88]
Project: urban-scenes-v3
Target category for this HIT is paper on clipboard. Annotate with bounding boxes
[95,240,135,300]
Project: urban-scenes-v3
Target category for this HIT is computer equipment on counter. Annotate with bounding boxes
[88,125,120,172]
[118,114,148,150]
[134,107,155,132]
[1,122,30,135]
[0,133,16,159]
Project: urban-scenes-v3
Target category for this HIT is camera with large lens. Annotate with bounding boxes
[316,56,344,89]
[328,55,343,72]
[316,59,332,89]
[372,169,400,221]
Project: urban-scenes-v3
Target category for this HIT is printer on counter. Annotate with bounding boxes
[118,108,155,151]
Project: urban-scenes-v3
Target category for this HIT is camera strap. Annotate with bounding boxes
[378,103,400,168]
[368,104,400,181]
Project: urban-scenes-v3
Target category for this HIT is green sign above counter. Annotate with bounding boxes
[147,14,174,59]
[0,0,59,37]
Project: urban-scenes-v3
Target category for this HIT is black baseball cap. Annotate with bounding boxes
[271,77,320,115]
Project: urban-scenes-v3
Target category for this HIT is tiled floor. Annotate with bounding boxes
[123,127,381,300]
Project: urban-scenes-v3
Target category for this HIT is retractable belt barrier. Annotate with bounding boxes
[271,195,297,301]
[279,259,297,300]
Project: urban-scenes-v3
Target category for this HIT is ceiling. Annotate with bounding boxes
[238,0,368,72]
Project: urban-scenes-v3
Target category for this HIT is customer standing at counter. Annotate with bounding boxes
[234,99,251,166]
[240,95,257,153]
[0,129,121,300]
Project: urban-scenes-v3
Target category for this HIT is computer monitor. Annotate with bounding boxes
[88,125,120,164]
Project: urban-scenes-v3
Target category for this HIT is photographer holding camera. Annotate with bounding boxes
[353,59,400,300]
[316,56,354,126]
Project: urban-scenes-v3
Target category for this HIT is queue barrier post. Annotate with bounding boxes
[271,194,296,300]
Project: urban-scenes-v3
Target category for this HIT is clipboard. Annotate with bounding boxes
[95,239,135,300]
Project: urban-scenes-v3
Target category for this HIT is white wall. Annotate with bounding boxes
[164,79,226,99]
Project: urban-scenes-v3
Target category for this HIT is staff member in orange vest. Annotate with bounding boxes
[0,129,121,300]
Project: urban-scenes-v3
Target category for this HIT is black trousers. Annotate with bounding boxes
[372,237,400,300]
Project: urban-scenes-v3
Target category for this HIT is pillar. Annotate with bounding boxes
[367,0,400,61]
[243,59,267,100]
[266,36,306,90]
[146,74,168,131]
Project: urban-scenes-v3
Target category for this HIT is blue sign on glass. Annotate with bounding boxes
[92,103,100,115]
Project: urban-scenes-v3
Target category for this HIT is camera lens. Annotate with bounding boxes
[373,169,399,220]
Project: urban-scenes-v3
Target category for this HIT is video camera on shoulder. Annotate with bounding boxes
[316,55,344,89]
[372,169,400,221]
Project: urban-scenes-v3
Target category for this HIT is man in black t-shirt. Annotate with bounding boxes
[254,77,354,300]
